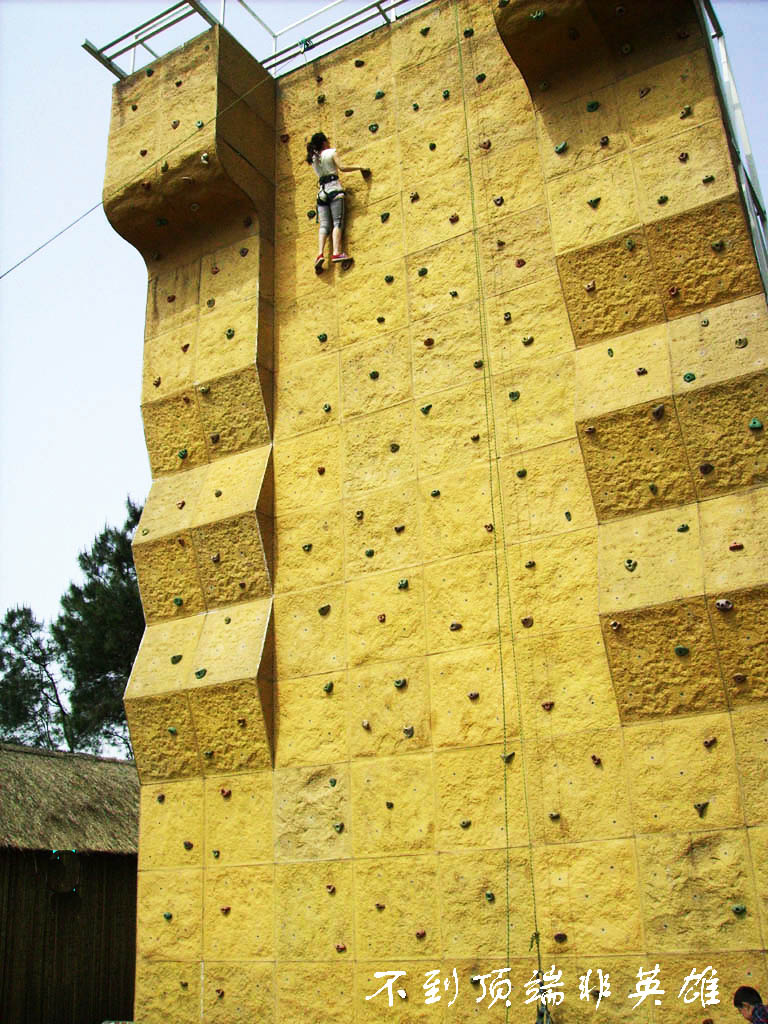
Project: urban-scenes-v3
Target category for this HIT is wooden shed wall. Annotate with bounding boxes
[0,849,137,1024]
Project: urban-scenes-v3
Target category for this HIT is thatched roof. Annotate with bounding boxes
[0,743,139,854]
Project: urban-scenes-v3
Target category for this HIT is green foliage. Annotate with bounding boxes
[0,499,144,756]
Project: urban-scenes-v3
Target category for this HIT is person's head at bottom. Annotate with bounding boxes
[734,987,764,1020]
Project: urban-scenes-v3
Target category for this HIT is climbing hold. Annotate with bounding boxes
[587,197,601,209]
[333,823,344,834]
[450,622,462,632]
[585,280,596,292]
[429,142,437,151]
[323,681,334,694]
[711,239,725,252]
[394,524,405,533]
[680,104,692,118]
[584,425,596,434]
[639,86,651,98]
[699,462,714,475]
[410,191,420,203]
[735,337,748,348]
[424,337,435,348]
[225,328,235,339]
[323,403,332,413]
[377,316,385,324]
[694,801,708,818]
[586,100,600,112]
[733,672,747,683]
[384,274,394,284]
[171,654,183,665]
[153,377,162,388]
[474,359,484,368]
[509,391,520,401]
[715,599,733,612]
[418,267,428,277]
[374,90,385,99]
[515,258,526,267]
[669,285,679,296]
[657,195,669,205]
[317,466,325,475]
[522,335,534,347]
[732,905,747,916]
[516,469,527,479]
[475,73,486,83]
[651,403,665,420]
[412,102,419,111]
[173,596,184,606]
[729,542,744,551]
[318,604,331,616]
[335,943,347,952]
[380,212,389,223]
[468,691,479,701]
[390,442,399,452]
[195,119,204,129]
[703,737,717,749]
[548,811,560,820]
[493,196,504,206]
[676,523,689,533]
[362,719,371,730]
[503,312,512,324]
[420,26,430,35]
[442,89,450,99]
[224,617,231,624]
[214,489,222,497]
[210,433,220,444]
[394,678,407,689]
[484,523,493,532]
[485,891,495,903]
[430,489,441,497]
[683,372,696,383]
[607,348,614,357]
[220,788,231,798]
[157,793,166,803]
[378,613,386,623]
[397,579,409,590]
[460,819,471,829]
[415,929,427,939]
[626,239,635,250]
[317,94,326,104]
[501,751,515,763]
[354,58,364,66]
[624,558,638,572]
[329,778,337,787]
[308,209,316,220]
[449,213,459,224]
[167,294,176,303]
[521,616,534,628]
[403,726,414,738]
[365,549,374,558]
[464,27,474,37]
[749,418,763,430]
[163,912,173,921]
[139,149,148,157]
[674,644,690,657]
[649,483,658,495]
[168,726,177,735]
[450,290,459,297]
[421,404,432,415]
[200,153,209,165]
[702,174,715,184]
[600,136,610,147]
[479,140,491,150]
[368,123,378,133]
[203,751,214,759]
[471,434,480,442]
[355,510,364,520]
[369,370,379,379]
[195,668,207,679]
[375,902,386,910]
[524,560,536,569]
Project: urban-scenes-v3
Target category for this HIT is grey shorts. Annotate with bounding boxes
[317,190,345,232]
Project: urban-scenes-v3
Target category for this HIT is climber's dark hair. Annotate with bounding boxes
[734,988,763,1009]
[306,132,329,164]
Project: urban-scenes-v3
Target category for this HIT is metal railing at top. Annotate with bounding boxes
[697,0,768,295]
[83,0,431,81]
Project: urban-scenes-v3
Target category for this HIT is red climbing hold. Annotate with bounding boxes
[542,701,554,711]
[515,258,526,268]
[729,541,744,551]
[378,613,386,623]
[521,616,534,628]
[317,466,326,475]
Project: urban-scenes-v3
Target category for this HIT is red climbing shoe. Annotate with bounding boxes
[331,252,351,263]
[314,255,325,274]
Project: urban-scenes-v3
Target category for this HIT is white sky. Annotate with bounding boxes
[0,0,766,626]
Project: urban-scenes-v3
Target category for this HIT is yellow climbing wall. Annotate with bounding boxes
[105,0,767,1020]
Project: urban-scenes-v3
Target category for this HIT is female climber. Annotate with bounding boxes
[306,131,369,272]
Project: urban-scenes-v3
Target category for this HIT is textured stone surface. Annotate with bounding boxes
[347,657,431,759]
[487,276,575,372]
[274,504,344,593]
[351,754,435,856]
[274,764,350,861]
[137,867,202,960]
[139,778,203,871]
[354,855,441,959]
[134,960,201,1024]
[276,964,354,1024]
[424,549,508,653]
[203,770,273,865]
[577,399,696,522]
[600,598,726,721]
[708,584,768,705]
[700,488,768,593]
[499,440,596,539]
[346,568,426,667]
[275,861,354,959]
[574,322,671,420]
[274,671,348,768]
[732,705,768,825]
[203,962,274,1023]
[203,864,273,959]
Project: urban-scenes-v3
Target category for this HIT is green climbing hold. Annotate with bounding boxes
[195,119,204,128]
[323,403,331,413]
[735,337,748,349]
[626,238,636,251]
[418,267,428,277]
[624,559,637,572]
[318,333,328,342]
[475,73,486,83]
[369,370,380,379]
[318,605,331,616]
[564,510,572,521]
[421,405,432,415]
[333,822,344,833]
[329,777,337,786]
[732,904,747,916]
[394,678,407,689]
[607,349,614,357]
[195,668,207,679]
[749,418,763,431]
[203,750,213,758]
[463,27,474,37]
[677,523,689,532]
[430,489,441,497]
[522,335,534,346]
[460,819,471,828]
[674,645,690,657]
[442,89,450,99]
[403,726,414,738]
[397,579,409,590]
[554,141,568,154]
[369,123,378,133]
[168,726,177,735]
[501,751,515,763]
[212,849,220,858]
[164,912,173,921]
[516,469,527,479]
[711,239,725,252]
[412,103,419,111]
[587,197,601,209]
[365,549,374,558]
[173,597,184,606]
[508,391,520,402]
[375,90,385,99]
[156,217,169,227]
[649,483,658,494]
[683,372,696,383]
[308,210,316,219]
[420,26,430,36]
[345,109,353,117]
[178,449,188,460]
[380,212,390,222]
[302,543,312,552]
[429,142,436,151]
[317,94,325,105]
[224,617,231,624]
[324,681,334,693]
[485,891,495,903]
[225,328,235,338]
[171,654,183,665]
[586,100,600,112]
[385,274,394,283]
[449,290,458,297]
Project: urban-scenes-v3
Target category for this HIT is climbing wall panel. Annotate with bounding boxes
[107,0,768,1020]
